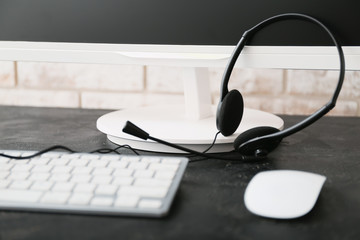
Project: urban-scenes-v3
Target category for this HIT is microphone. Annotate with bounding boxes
[122,121,265,162]
[122,121,150,140]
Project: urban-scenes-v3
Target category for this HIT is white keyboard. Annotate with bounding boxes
[0,150,188,217]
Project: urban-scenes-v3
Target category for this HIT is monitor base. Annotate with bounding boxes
[96,105,284,153]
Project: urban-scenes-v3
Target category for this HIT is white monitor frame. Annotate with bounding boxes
[0,41,359,70]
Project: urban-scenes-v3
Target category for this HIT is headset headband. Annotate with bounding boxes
[220,13,345,143]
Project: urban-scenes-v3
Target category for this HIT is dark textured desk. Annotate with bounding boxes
[0,106,359,240]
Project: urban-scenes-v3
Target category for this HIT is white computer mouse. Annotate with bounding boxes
[244,170,326,219]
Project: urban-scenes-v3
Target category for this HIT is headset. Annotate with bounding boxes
[123,13,345,161]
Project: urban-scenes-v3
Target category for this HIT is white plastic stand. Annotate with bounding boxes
[97,67,284,153]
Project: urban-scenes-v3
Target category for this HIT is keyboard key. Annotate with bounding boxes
[88,159,108,167]
[42,152,62,158]
[68,193,92,205]
[80,154,100,160]
[0,171,10,179]
[0,163,14,171]
[70,174,92,183]
[68,158,89,167]
[32,165,53,173]
[28,173,50,181]
[108,161,128,169]
[100,155,121,161]
[91,196,113,206]
[118,186,168,198]
[0,189,43,203]
[12,164,33,172]
[9,180,32,190]
[134,178,172,188]
[128,162,148,170]
[139,199,162,209]
[140,157,160,164]
[154,170,177,180]
[48,158,70,166]
[133,169,154,178]
[92,167,113,176]
[91,175,112,184]
[41,192,70,204]
[10,159,30,165]
[0,157,10,164]
[51,165,73,174]
[149,163,179,171]
[60,153,81,159]
[49,173,71,182]
[8,172,30,180]
[72,166,93,175]
[114,196,139,208]
[52,182,75,192]
[29,157,50,165]
[95,184,118,195]
[113,169,133,177]
[112,176,133,186]
[31,181,53,191]
[121,156,140,162]
[61,153,82,159]
[74,183,96,193]
[0,180,11,189]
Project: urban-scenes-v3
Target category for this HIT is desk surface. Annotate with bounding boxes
[0,106,359,239]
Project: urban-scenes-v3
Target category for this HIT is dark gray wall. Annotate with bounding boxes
[0,0,358,46]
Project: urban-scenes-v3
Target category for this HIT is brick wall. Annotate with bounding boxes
[0,61,359,116]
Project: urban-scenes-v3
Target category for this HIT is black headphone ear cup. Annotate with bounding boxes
[234,126,281,156]
[216,89,244,136]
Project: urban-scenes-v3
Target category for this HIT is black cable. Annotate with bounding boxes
[1,125,254,163]
[0,142,262,163]
[185,131,222,162]
[89,145,140,155]
[0,145,76,160]
[0,129,232,162]
[0,144,140,160]
[202,131,221,154]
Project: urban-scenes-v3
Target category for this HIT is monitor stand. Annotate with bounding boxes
[96,67,284,153]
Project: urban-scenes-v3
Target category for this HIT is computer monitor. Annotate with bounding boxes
[0,0,359,152]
